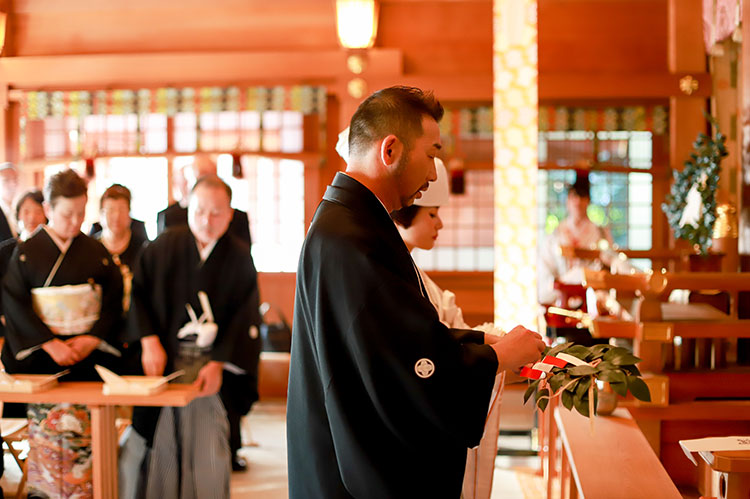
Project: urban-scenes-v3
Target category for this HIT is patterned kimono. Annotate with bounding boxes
[1,227,123,498]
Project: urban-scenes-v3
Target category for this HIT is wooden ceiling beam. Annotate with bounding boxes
[539,71,712,99]
[0,49,404,90]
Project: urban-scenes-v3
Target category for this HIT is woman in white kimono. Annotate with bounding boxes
[537,174,614,307]
[390,159,505,499]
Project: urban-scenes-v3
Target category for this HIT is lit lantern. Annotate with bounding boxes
[335,0,379,49]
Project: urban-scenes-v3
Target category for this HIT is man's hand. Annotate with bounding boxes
[141,335,167,376]
[489,325,546,373]
[193,361,224,397]
[65,335,101,360]
[42,338,80,366]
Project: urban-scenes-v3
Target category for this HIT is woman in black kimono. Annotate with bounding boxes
[96,184,148,275]
[1,169,123,498]
[95,184,148,373]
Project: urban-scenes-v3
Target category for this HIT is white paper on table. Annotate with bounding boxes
[94,365,184,396]
[679,436,750,465]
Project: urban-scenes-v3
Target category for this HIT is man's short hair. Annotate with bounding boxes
[348,86,444,159]
[191,174,232,202]
[45,169,87,206]
[100,183,132,209]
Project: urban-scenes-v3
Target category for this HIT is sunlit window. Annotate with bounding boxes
[537,130,654,264]
[174,113,198,153]
[217,154,305,272]
[29,105,309,272]
[413,170,495,272]
[93,157,169,239]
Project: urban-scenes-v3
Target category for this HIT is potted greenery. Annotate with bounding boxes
[523,342,651,418]
[661,118,727,258]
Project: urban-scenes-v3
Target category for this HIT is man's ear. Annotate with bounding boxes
[43,201,52,221]
[379,135,403,167]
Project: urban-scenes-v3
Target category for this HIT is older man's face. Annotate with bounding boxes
[188,184,233,247]
[394,117,441,210]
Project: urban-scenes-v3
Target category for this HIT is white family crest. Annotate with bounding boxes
[414,358,435,379]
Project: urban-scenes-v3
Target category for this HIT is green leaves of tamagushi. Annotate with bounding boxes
[523,343,650,418]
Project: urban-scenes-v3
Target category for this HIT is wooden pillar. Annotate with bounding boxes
[652,132,671,269]
[740,0,750,263]
[90,405,118,499]
[0,85,8,162]
[166,116,175,205]
[667,0,707,209]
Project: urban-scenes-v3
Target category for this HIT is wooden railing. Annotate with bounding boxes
[580,270,750,488]
[545,402,681,499]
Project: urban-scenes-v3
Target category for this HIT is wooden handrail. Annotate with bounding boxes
[584,269,750,294]
[554,407,681,498]
[561,246,690,261]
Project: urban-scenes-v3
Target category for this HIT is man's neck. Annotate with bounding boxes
[344,166,398,213]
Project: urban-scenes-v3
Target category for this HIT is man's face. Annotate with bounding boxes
[394,116,441,209]
[188,184,233,247]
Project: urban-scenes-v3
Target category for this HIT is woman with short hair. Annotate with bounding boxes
[1,169,123,498]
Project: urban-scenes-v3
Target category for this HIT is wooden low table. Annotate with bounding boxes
[698,449,750,499]
[0,381,199,498]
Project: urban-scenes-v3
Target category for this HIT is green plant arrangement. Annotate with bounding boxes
[661,119,728,256]
[522,342,651,418]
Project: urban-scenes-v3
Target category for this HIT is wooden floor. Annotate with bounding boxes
[1,399,541,498]
[232,399,289,498]
[232,399,538,499]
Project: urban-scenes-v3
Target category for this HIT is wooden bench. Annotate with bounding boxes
[258,352,290,399]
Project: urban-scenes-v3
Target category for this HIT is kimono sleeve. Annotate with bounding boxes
[85,251,124,342]
[210,254,262,375]
[126,241,160,343]
[2,247,55,356]
[325,247,498,450]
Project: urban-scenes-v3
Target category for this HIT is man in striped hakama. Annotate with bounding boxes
[123,174,261,499]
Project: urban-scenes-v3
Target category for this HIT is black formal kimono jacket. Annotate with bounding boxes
[0,229,124,378]
[0,236,18,338]
[89,218,149,244]
[126,226,261,376]
[0,206,14,243]
[287,173,498,499]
